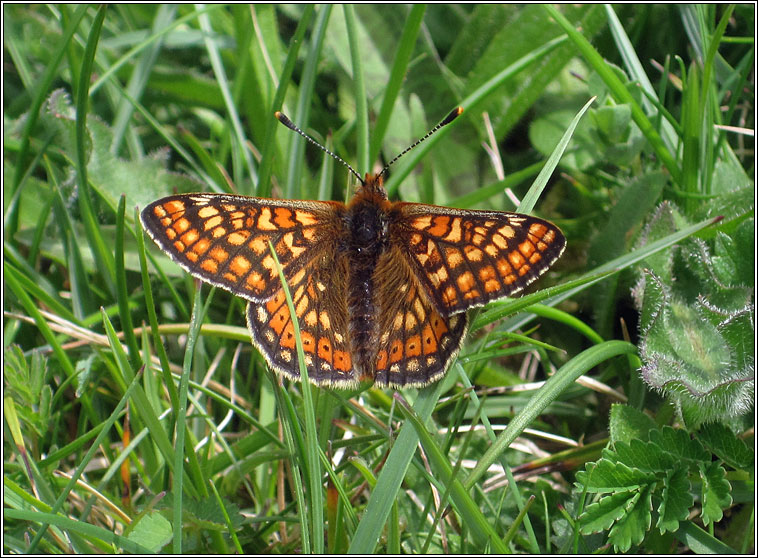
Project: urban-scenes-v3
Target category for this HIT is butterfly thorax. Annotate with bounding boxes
[346,180,389,253]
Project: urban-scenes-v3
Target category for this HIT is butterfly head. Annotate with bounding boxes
[358,172,389,201]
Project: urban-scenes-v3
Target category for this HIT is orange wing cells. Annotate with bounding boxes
[141,108,565,388]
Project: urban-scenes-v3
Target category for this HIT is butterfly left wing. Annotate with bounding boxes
[141,193,359,386]
[245,253,359,387]
[390,203,566,315]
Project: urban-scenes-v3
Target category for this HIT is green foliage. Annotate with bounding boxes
[633,206,754,426]
[576,406,750,552]
[125,511,173,553]
[3,4,753,555]
[3,346,53,441]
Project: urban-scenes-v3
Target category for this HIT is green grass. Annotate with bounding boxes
[3,4,754,554]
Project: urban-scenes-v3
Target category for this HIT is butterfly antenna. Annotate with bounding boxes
[275,111,364,184]
[377,106,464,180]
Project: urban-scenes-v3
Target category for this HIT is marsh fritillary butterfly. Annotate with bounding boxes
[141,108,565,388]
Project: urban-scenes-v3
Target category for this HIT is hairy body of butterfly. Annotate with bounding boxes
[344,180,390,381]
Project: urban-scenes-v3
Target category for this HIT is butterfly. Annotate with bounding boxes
[141,108,566,389]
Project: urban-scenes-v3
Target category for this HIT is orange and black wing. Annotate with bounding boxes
[391,203,566,315]
[371,243,468,388]
[141,193,345,302]
[244,254,358,387]
[141,193,357,385]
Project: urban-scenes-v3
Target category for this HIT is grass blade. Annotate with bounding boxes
[196,6,257,187]
[394,394,509,552]
[74,5,116,297]
[25,367,144,552]
[543,4,681,183]
[256,5,316,197]
[369,4,426,165]
[267,241,324,553]
[344,5,369,174]
[464,340,638,489]
[384,34,566,197]
[284,5,332,198]
[7,5,89,238]
[519,96,594,215]
[348,383,444,553]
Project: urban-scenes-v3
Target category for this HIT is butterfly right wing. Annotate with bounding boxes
[390,202,566,315]
[371,243,468,388]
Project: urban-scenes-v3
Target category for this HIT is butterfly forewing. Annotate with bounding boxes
[392,203,566,315]
[140,194,343,302]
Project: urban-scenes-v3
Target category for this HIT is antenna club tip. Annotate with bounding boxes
[442,107,464,126]
[275,111,291,126]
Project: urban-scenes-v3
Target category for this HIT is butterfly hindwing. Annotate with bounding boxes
[245,253,356,386]
[372,243,468,387]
